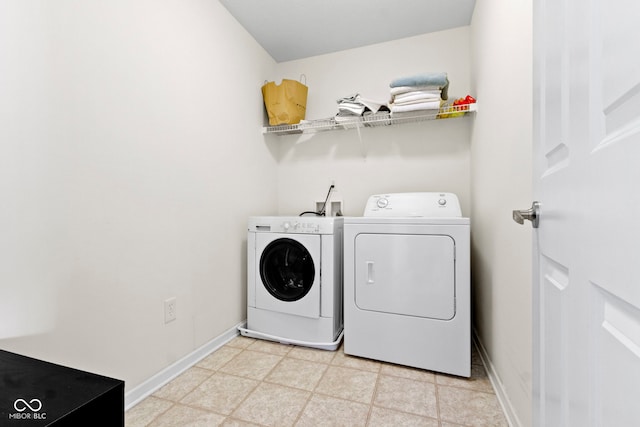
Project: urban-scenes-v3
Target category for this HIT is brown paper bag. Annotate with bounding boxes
[262,77,308,125]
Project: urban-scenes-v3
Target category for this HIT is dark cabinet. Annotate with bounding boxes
[0,350,124,426]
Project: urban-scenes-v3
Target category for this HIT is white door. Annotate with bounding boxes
[532,0,640,425]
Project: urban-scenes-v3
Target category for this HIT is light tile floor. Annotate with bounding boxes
[126,336,508,427]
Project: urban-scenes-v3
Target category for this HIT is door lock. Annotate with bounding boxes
[513,201,540,228]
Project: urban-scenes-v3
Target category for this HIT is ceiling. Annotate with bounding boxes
[219,0,477,62]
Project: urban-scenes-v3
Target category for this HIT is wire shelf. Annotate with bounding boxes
[262,103,477,135]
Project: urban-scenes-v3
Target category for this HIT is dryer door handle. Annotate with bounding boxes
[366,261,375,284]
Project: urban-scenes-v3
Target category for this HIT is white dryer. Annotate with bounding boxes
[343,193,470,377]
[241,216,343,350]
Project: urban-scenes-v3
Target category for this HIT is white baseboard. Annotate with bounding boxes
[125,321,245,410]
[473,329,521,427]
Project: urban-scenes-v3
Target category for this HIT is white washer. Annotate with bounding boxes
[241,216,343,350]
[343,193,470,377]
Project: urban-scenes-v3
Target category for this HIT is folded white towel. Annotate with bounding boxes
[393,89,440,99]
[390,83,448,100]
[392,91,441,104]
[390,100,442,113]
[390,85,442,96]
[338,103,366,115]
[392,99,439,107]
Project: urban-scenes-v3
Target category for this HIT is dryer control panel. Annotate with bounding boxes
[364,192,462,217]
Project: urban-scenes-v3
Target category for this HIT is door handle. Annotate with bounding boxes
[366,261,374,284]
[513,201,540,228]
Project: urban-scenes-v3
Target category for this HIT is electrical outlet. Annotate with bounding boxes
[164,297,176,324]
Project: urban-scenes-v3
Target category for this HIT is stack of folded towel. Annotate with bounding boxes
[388,72,449,116]
[335,94,388,123]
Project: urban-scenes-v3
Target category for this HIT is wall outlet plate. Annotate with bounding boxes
[164,297,176,323]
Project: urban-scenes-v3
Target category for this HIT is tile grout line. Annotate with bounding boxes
[220,344,284,424]
[172,356,230,419]
[313,346,452,424]
[434,375,443,426]
[290,350,334,426]
[368,372,443,425]
[172,346,256,424]
[364,363,383,426]
[183,344,261,424]
[142,363,220,426]
[144,398,174,427]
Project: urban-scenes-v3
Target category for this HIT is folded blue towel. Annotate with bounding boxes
[390,72,448,88]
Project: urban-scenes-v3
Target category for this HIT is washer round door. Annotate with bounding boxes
[254,233,321,319]
[260,238,315,302]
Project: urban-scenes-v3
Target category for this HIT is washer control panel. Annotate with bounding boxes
[364,192,462,217]
[280,220,320,233]
[248,216,342,235]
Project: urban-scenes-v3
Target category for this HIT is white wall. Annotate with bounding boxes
[470,0,533,425]
[1,4,536,423]
[272,28,473,217]
[0,0,277,391]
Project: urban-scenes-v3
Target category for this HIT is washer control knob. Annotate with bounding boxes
[282,221,291,231]
[376,198,389,208]
[438,198,447,206]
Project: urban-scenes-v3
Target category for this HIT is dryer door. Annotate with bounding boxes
[354,233,455,320]
[255,233,321,318]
